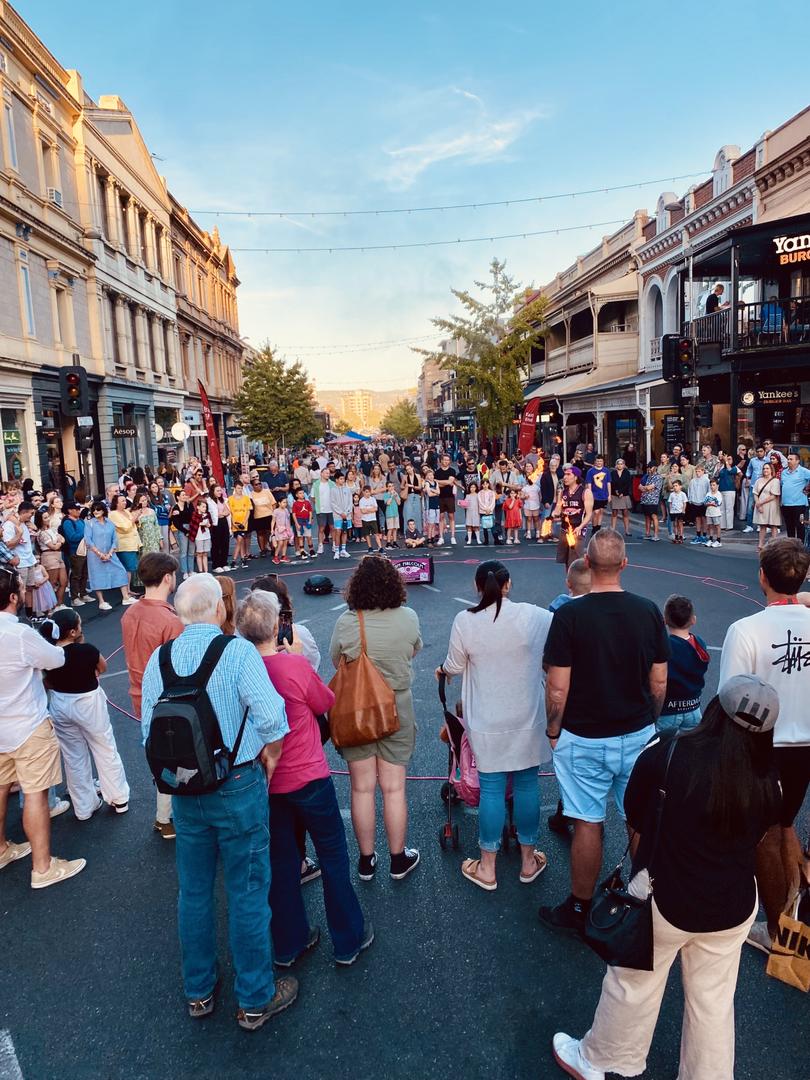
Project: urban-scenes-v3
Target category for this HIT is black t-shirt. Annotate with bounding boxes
[705,292,720,314]
[543,591,670,737]
[461,469,480,493]
[625,732,781,932]
[47,642,100,694]
[434,467,457,500]
[611,468,633,497]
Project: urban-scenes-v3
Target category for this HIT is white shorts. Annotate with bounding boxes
[426,508,440,525]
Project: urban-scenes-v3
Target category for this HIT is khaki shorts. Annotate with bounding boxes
[0,717,62,793]
[15,564,39,589]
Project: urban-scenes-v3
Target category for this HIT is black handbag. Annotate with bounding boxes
[584,734,679,971]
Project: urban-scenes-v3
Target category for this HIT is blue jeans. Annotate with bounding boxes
[477,766,540,852]
[172,762,274,1009]
[175,532,194,575]
[657,708,701,733]
[269,777,364,963]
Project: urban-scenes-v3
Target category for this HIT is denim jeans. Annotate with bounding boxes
[269,777,364,963]
[657,708,701,733]
[172,762,274,1009]
[477,766,540,852]
[175,532,194,575]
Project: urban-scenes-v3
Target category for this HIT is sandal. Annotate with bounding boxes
[519,850,548,884]
[461,858,497,891]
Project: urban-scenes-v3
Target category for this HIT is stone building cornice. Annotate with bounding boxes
[755,139,810,196]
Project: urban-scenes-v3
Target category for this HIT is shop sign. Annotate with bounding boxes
[773,233,810,265]
[112,425,137,438]
[740,387,799,406]
[183,410,200,426]
[3,429,21,447]
[225,426,243,439]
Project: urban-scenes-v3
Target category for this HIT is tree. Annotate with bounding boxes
[415,258,547,441]
[380,399,422,441]
[233,345,319,449]
[332,418,352,435]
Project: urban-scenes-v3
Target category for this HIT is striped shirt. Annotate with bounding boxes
[140,623,288,762]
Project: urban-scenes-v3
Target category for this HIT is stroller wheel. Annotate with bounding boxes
[440,782,451,804]
[439,823,453,851]
[451,824,460,850]
[501,824,510,852]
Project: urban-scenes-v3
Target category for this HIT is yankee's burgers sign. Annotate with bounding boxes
[773,233,810,265]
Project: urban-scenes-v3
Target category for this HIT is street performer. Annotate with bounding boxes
[552,465,593,570]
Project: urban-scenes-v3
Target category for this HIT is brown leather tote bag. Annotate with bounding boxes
[328,610,400,748]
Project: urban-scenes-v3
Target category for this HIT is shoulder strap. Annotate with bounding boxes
[356,609,367,656]
[189,634,234,689]
[158,641,177,688]
[648,734,680,881]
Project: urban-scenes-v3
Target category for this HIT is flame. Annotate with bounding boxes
[540,517,553,539]
[564,520,577,548]
[529,458,545,484]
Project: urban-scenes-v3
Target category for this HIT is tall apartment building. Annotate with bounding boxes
[340,389,373,430]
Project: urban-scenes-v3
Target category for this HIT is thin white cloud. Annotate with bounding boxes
[452,86,484,109]
[382,105,544,189]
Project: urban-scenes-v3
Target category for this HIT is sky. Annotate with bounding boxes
[17,0,809,390]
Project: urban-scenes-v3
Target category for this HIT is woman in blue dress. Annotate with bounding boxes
[84,501,137,612]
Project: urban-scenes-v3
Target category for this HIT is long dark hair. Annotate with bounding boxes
[469,560,510,621]
[39,606,80,643]
[683,696,779,840]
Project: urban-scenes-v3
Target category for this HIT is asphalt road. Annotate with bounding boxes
[1,531,807,1080]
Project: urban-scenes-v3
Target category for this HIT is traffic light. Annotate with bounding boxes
[661,334,680,381]
[73,422,94,452]
[59,363,89,418]
[677,337,695,378]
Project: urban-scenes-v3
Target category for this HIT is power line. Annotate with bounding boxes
[275,334,441,353]
[190,173,704,219]
[232,218,628,254]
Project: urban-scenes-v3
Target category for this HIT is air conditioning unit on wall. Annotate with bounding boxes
[47,188,63,208]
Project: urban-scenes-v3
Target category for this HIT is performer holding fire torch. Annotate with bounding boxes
[552,465,593,570]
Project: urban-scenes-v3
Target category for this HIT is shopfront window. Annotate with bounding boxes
[0,407,30,484]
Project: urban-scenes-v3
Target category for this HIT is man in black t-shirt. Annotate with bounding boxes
[540,529,670,935]
[434,454,459,546]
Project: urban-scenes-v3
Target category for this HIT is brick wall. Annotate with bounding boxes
[733,149,756,183]
[693,179,713,208]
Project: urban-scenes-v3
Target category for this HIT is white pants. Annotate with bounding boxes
[580,898,757,1080]
[720,490,736,530]
[156,791,172,824]
[49,687,130,819]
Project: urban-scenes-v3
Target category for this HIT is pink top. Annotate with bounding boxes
[262,653,335,794]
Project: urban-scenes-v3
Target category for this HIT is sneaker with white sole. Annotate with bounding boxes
[746,920,773,955]
[340,550,350,559]
[98,601,112,611]
[743,525,754,533]
[121,596,139,605]
[317,544,324,555]
[333,550,341,560]
[389,847,420,880]
[0,840,31,871]
[335,920,375,966]
[552,1033,604,1080]
[450,536,456,545]
[112,801,129,814]
[75,796,103,822]
[31,855,87,890]
[49,798,71,818]
[72,598,86,607]
[81,594,96,603]
[436,537,444,546]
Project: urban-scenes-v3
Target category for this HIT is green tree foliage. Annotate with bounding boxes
[416,259,547,437]
[332,418,352,435]
[233,346,319,448]
[380,399,422,441]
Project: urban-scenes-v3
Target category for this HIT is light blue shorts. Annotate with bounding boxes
[332,514,350,531]
[657,708,701,734]
[552,724,655,823]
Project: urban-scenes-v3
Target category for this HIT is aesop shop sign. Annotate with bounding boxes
[773,234,810,265]
[112,425,137,438]
[740,387,800,406]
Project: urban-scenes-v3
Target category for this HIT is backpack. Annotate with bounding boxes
[145,635,248,796]
[303,574,334,595]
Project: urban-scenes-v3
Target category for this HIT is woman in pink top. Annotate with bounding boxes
[236,590,372,967]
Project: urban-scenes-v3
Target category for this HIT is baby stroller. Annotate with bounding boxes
[437,673,516,851]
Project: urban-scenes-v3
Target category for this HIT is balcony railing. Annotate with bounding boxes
[649,337,662,361]
[686,295,810,352]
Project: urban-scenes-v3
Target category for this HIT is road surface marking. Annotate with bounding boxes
[331,602,348,611]
[297,618,311,625]
[421,584,440,592]
[708,646,722,651]
[0,1031,23,1080]
[453,597,473,604]
[100,669,129,680]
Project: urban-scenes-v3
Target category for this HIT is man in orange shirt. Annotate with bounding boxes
[121,552,183,839]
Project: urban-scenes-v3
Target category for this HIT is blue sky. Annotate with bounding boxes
[18,0,809,390]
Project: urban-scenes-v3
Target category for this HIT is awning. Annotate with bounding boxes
[589,271,639,303]
[524,370,595,402]
[525,369,664,412]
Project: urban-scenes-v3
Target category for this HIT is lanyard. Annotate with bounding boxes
[768,598,798,607]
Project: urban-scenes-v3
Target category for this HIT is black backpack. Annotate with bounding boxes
[145,635,248,796]
[303,574,334,595]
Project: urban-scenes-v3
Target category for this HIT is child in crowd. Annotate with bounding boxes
[404,520,425,548]
[351,492,363,544]
[659,594,710,732]
[271,499,293,564]
[687,464,709,545]
[291,488,315,559]
[503,489,523,544]
[668,479,687,544]
[190,496,212,574]
[548,557,592,613]
[359,485,383,552]
[423,470,440,544]
[478,477,496,546]
[40,608,130,820]
[493,483,506,545]
[464,481,481,545]
[704,479,723,547]
[228,480,251,568]
[384,482,401,547]
[520,477,541,540]
[330,471,354,561]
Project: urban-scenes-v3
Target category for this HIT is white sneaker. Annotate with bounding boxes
[220,565,232,572]
[317,544,324,554]
[506,538,513,545]
[213,566,224,574]
[450,535,456,545]
[715,541,722,547]
[98,601,112,611]
[552,1033,604,1080]
[333,550,341,560]
[49,798,71,819]
[31,856,87,890]
[81,594,96,603]
[436,537,444,546]
[743,525,754,533]
[340,549,351,559]
[121,596,139,605]
[746,920,773,955]
[72,598,86,607]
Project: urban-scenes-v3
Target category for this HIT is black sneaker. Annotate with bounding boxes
[300,857,321,885]
[274,926,320,968]
[335,921,375,966]
[538,896,589,937]
[236,976,299,1031]
[389,847,420,880]
[357,851,378,881]
[547,799,573,836]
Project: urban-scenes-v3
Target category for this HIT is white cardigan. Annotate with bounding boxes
[442,598,553,772]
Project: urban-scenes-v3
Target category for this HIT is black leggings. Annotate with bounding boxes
[782,505,804,539]
[211,521,230,568]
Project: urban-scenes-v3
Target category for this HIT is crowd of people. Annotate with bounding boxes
[0,434,808,1076]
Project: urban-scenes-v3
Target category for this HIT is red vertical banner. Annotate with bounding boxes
[518,397,541,455]
[198,380,225,487]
